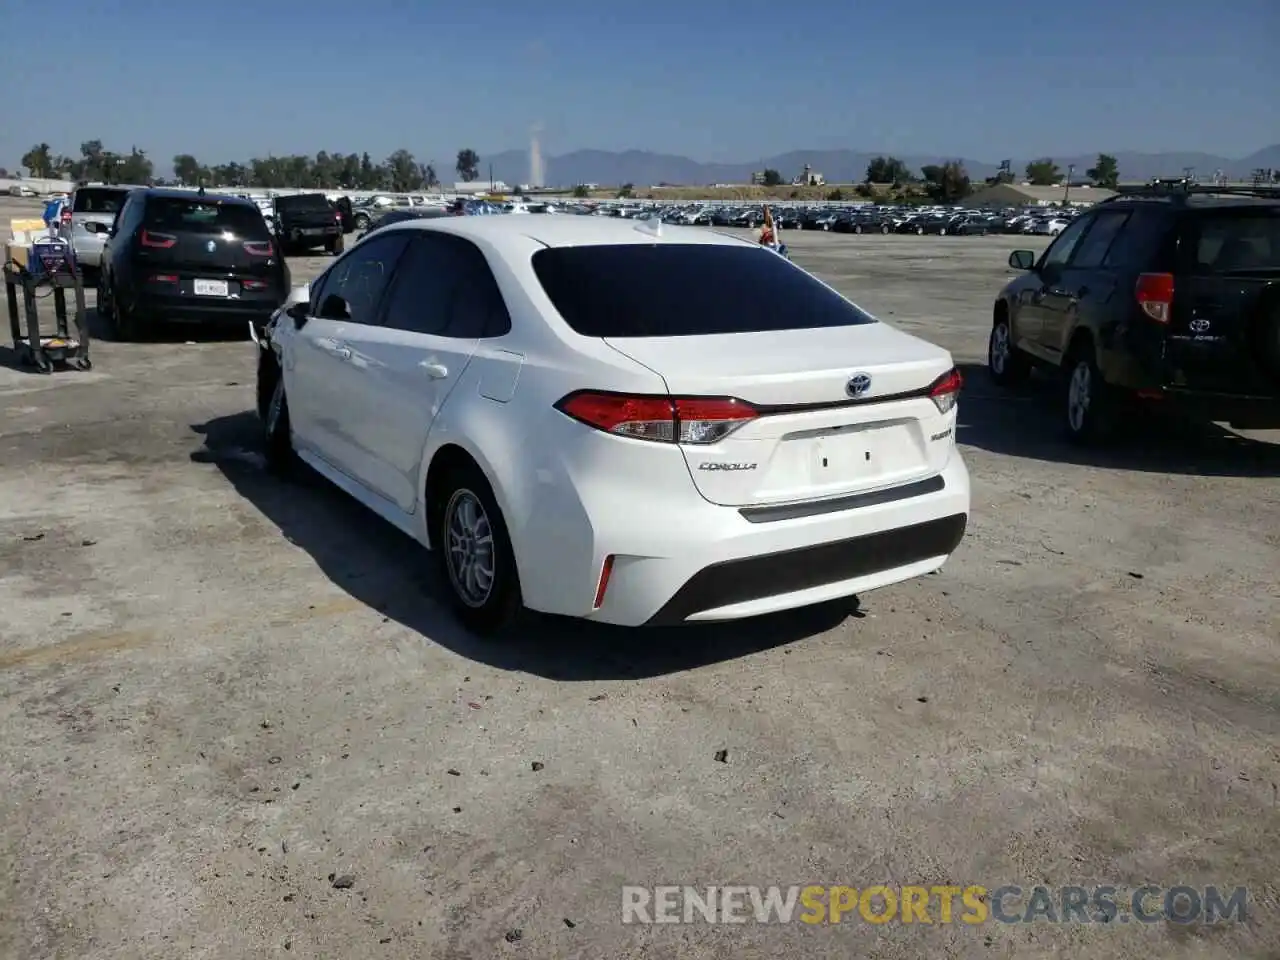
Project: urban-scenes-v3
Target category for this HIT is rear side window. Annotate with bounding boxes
[380,233,511,338]
[531,244,875,337]
[73,188,129,214]
[144,198,270,238]
[1102,209,1173,269]
[1070,211,1130,269]
[1188,212,1280,272]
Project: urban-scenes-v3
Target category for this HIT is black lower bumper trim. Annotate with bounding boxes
[646,513,967,626]
[739,474,945,523]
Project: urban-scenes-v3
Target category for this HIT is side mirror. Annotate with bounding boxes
[286,301,309,327]
[1008,249,1036,271]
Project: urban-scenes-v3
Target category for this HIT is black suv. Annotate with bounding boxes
[988,181,1280,441]
[272,193,344,255]
[98,189,290,340]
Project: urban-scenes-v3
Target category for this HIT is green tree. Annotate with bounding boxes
[420,162,439,189]
[616,182,634,198]
[920,161,971,203]
[1025,158,1060,186]
[173,153,202,185]
[117,147,153,184]
[456,148,480,182]
[572,184,590,198]
[1085,153,1119,189]
[761,168,783,186]
[826,187,846,201]
[865,156,909,184]
[21,143,55,178]
[386,149,421,192]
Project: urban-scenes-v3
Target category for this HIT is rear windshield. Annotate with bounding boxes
[72,187,129,214]
[275,194,332,212]
[531,244,876,336]
[144,198,270,237]
[1191,212,1280,272]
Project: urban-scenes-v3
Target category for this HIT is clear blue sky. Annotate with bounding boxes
[3,0,1276,171]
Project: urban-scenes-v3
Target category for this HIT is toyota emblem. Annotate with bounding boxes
[846,373,872,398]
[205,240,216,253]
[1189,318,1211,334]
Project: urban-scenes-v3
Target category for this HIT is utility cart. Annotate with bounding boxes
[3,241,92,373]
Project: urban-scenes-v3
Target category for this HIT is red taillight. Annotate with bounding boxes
[140,229,176,249]
[555,391,758,444]
[929,367,963,414]
[241,279,269,291]
[1135,272,1174,323]
[243,240,274,257]
[593,555,615,609]
[149,274,178,283]
[59,209,72,224]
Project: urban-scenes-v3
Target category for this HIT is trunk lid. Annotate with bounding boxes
[1167,209,1280,393]
[605,324,957,507]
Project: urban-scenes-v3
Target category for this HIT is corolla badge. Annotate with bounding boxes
[206,240,216,252]
[1189,318,1211,334]
[846,373,872,398]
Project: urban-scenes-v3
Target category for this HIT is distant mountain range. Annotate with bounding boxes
[482,145,1280,188]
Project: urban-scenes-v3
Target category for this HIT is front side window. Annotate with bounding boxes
[313,233,411,324]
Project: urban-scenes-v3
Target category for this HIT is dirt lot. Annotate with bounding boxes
[2,201,1278,959]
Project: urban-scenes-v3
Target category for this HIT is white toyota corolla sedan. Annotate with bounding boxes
[255,215,970,632]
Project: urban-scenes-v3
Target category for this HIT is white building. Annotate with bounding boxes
[453,180,509,195]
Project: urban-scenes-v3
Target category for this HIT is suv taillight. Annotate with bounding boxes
[140,229,176,249]
[243,240,274,257]
[929,367,963,414]
[1136,272,1174,323]
[59,208,72,224]
[554,391,758,444]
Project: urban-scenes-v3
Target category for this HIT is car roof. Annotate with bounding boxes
[140,187,258,208]
[381,214,758,251]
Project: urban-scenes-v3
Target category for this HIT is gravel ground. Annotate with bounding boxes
[2,200,1277,959]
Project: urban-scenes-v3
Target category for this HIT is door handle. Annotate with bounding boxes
[419,360,448,379]
[334,345,352,360]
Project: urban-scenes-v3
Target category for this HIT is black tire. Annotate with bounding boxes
[111,284,141,342]
[853,224,863,235]
[881,224,889,234]
[1063,342,1115,444]
[433,463,522,634]
[354,214,370,230]
[915,226,924,235]
[988,315,1031,386]
[260,364,297,475]
[96,274,115,324]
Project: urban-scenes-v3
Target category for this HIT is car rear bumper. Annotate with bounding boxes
[133,292,282,326]
[1139,386,1280,427]
[518,449,970,627]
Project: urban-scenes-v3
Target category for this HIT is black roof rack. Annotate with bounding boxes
[1101,178,1280,203]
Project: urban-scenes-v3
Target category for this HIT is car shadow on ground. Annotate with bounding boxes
[189,411,853,680]
[955,362,1280,478]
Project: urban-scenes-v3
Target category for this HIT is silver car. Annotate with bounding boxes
[60,185,133,273]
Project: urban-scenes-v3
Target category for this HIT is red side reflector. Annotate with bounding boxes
[593,555,615,609]
[1135,273,1174,323]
